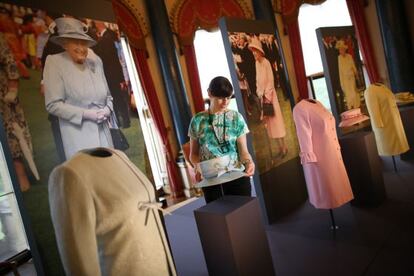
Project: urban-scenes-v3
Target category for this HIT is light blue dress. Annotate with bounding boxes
[44,49,114,160]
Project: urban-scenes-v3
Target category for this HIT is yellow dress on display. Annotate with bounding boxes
[364,83,409,156]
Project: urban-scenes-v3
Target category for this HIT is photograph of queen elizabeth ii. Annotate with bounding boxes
[43,17,114,160]
[0,5,154,273]
[316,26,367,119]
[220,18,307,224]
[225,30,299,174]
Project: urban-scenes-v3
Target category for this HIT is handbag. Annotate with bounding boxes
[109,113,130,151]
[110,128,129,151]
[262,102,275,116]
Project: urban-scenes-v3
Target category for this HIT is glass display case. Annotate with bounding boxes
[0,117,43,275]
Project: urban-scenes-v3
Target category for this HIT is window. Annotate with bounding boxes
[0,142,32,270]
[299,0,352,76]
[120,38,168,189]
[193,29,238,110]
[298,0,352,110]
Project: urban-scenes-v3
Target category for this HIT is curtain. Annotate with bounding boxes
[183,44,205,112]
[346,0,380,83]
[286,19,309,100]
[171,0,251,113]
[132,48,184,198]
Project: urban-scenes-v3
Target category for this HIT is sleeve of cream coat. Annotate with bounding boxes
[43,55,85,126]
[364,88,384,128]
[255,62,265,98]
[338,56,346,92]
[293,106,318,164]
[263,60,275,102]
[350,55,357,76]
[48,165,101,276]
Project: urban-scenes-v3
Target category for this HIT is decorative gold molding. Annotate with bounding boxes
[273,0,328,24]
[169,0,253,45]
[118,0,149,36]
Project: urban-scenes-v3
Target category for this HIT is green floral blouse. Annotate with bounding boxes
[188,109,249,163]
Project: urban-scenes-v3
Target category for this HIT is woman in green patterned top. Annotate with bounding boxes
[189,76,255,203]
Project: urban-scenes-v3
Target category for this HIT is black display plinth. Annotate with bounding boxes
[399,104,414,160]
[194,196,275,276]
[339,131,386,206]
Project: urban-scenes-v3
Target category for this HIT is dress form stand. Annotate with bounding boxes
[220,184,225,198]
[329,209,338,231]
[391,156,398,172]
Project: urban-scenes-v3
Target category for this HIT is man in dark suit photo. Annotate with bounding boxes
[93,20,131,128]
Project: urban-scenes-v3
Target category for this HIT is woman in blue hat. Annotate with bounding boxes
[188,76,255,203]
[43,17,114,160]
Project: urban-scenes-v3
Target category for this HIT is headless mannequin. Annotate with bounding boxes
[48,147,176,275]
[371,83,398,172]
[305,99,339,231]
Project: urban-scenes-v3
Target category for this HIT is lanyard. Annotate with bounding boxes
[208,109,230,154]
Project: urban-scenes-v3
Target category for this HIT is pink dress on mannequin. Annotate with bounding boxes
[293,99,353,209]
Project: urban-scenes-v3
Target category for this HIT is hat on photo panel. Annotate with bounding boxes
[338,108,369,128]
[248,38,265,55]
[50,17,96,47]
[335,39,348,50]
[195,155,246,188]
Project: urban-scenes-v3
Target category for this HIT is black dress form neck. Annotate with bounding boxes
[83,148,113,157]
[305,99,317,104]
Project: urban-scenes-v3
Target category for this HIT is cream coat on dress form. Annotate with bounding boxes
[364,84,409,156]
[255,57,286,138]
[293,100,353,209]
[44,50,113,160]
[48,148,176,276]
[338,53,360,109]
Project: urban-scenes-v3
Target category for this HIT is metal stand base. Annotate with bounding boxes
[329,209,338,231]
[392,156,398,172]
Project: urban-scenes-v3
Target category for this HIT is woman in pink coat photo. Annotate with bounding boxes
[248,38,288,160]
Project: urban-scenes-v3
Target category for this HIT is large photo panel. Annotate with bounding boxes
[219,18,307,224]
[0,3,152,274]
[316,26,370,133]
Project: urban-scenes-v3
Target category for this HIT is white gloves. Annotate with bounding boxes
[83,109,102,122]
[83,107,111,123]
[97,106,111,118]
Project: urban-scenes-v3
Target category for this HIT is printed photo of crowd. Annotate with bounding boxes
[226,31,300,173]
[0,3,151,190]
[0,4,151,273]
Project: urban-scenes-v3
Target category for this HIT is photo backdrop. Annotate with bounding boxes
[316,26,370,133]
[0,3,151,274]
[220,18,307,224]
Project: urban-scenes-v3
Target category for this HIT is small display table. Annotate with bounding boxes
[194,196,275,276]
[339,131,386,206]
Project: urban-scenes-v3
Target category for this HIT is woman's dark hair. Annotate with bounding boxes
[208,76,233,98]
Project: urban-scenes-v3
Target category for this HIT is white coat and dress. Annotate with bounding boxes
[43,49,113,160]
[293,99,353,209]
[364,83,409,156]
[48,148,176,276]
